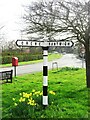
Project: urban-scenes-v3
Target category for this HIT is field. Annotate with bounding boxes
[2,67,88,119]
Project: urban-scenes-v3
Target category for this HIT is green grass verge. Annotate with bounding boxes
[0,53,62,67]
[2,67,88,119]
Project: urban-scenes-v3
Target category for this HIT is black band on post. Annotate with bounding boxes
[42,47,49,50]
[43,66,48,76]
[43,86,48,96]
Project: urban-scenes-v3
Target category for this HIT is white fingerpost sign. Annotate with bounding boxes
[16,40,74,47]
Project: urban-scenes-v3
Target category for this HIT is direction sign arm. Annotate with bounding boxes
[16,39,74,47]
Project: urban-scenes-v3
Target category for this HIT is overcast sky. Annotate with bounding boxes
[0,0,39,41]
[0,0,89,42]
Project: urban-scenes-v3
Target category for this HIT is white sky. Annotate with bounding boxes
[0,0,38,41]
[0,0,89,42]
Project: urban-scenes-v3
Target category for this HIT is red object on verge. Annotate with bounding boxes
[12,57,18,66]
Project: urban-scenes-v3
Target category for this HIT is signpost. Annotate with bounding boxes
[16,40,74,47]
[16,39,74,107]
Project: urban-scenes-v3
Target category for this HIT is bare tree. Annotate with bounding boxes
[23,0,90,87]
[0,26,5,51]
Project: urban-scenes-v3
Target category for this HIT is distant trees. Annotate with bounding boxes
[23,0,90,87]
[1,40,43,64]
[0,26,5,51]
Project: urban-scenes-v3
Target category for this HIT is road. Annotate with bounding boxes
[0,54,85,76]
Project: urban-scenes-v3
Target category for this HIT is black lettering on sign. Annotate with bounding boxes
[68,43,70,45]
[51,43,53,45]
[59,42,61,45]
[35,42,37,45]
[49,42,50,46]
[39,42,40,46]
[26,41,28,45]
[54,43,56,45]
[57,42,58,45]
[21,41,23,45]
[31,42,32,45]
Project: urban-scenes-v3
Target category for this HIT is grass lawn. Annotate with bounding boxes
[2,67,88,119]
[0,53,62,67]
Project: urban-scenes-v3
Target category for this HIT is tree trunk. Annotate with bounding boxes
[85,36,90,88]
[85,0,90,88]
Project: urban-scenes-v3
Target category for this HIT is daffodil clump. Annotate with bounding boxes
[12,89,55,107]
[12,89,41,107]
[11,89,56,118]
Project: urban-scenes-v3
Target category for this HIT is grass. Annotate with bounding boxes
[0,53,62,67]
[2,67,88,119]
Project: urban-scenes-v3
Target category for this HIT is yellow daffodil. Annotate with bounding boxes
[19,93,22,96]
[27,100,31,105]
[31,103,36,106]
[40,92,43,96]
[12,98,15,101]
[49,91,55,95]
[19,97,25,102]
[34,91,41,96]
[30,97,32,100]
[27,98,37,106]
[32,89,35,92]
[23,92,30,98]
[14,103,18,106]
[29,93,32,97]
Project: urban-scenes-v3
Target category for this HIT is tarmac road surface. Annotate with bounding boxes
[0,54,85,76]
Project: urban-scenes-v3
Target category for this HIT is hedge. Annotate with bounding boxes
[0,57,2,64]
[2,54,43,64]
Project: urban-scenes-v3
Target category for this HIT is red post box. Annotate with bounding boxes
[12,57,18,66]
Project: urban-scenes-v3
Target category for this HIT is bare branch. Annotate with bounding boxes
[23,0,88,44]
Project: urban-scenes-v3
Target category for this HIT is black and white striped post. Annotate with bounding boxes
[42,47,49,106]
[16,40,74,107]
